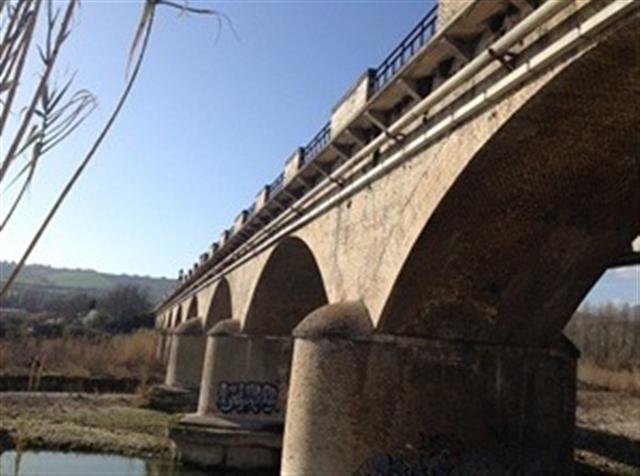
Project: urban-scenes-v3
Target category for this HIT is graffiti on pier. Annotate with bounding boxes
[216,381,280,415]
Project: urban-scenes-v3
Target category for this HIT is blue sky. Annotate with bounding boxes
[0,0,637,305]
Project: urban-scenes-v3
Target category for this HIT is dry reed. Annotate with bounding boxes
[0,330,163,381]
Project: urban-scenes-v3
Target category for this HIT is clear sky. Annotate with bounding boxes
[0,0,637,305]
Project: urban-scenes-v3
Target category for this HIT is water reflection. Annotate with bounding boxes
[0,450,211,476]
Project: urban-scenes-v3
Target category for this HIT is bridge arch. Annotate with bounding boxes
[242,236,328,335]
[378,21,640,345]
[204,278,232,330]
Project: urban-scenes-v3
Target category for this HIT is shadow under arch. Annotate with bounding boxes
[204,278,232,330]
[186,295,198,321]
[172,307,182,328]
[243,236,328,335]
[378,19,640,346]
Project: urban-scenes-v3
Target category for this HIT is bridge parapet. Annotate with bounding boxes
[218,229,229,248]
[331,69,374,137]
[283,148,304,186]
[254,186,269,213]
[233,210,247,235]
[301,121,331,166]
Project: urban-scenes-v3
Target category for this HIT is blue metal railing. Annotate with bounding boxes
[372,5,438,94]
[269,172,285,196]
[302,121,331,165]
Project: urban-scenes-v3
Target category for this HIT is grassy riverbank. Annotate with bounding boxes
[0,385,638,474]
[0,393,176,459]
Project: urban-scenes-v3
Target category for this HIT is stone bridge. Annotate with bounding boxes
[154,0,640,473]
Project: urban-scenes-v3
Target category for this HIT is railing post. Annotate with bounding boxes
[284,147,304,186]
[331,69,374,137]
[255,185,270,213]
[233,210,248,235]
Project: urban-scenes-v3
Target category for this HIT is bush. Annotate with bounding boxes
[565,303,640,394]
[565,303,640,371]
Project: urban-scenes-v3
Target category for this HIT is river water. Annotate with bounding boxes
[0,450,211,476]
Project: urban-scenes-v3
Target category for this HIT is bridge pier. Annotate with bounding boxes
[170,319,291,471]
[281,302,578,475]
[154,328,170,365]
[164,319,206,390]
[148,319,206,412]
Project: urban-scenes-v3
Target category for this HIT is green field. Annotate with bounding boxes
[0,261,175,304]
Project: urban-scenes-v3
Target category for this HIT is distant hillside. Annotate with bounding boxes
[0,261,175,304]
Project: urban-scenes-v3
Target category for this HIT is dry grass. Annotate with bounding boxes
[578,361,640,396]
[575,384,640,475]
[0,330,163,382]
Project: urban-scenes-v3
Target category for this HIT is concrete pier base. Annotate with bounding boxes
[170,319,292,470]
[145,383,199,413]
[170,414,281,471]
[281,302,578,475]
